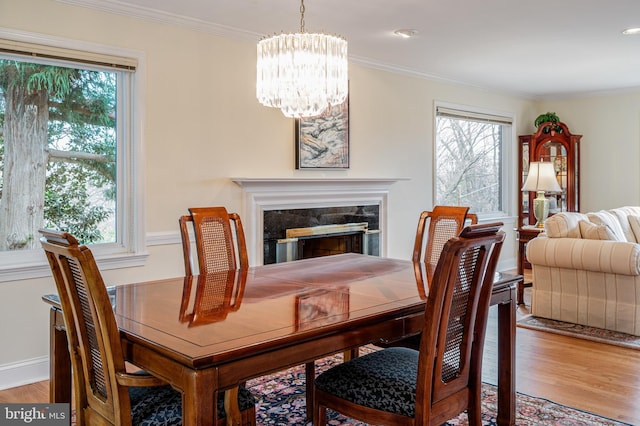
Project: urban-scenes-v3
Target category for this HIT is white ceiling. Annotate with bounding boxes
[62,0,640,98]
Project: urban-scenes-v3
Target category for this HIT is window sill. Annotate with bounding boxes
[0,251,149,283]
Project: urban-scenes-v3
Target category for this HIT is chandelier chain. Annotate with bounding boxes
[256,0,348,117]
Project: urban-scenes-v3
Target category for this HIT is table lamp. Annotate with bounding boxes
[521,161,562,228]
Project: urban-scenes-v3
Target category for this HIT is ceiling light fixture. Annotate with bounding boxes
[394,29,419,39]
[622,27,640,35]
[256,0,348,118]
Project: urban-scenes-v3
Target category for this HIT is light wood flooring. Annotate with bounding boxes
[2,272,639,424]
[482,272,640,425]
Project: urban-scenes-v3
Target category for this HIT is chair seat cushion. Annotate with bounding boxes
[129,384,255,424]
[315,347,418,417]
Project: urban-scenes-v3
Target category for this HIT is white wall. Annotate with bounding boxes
[1,0,540,388]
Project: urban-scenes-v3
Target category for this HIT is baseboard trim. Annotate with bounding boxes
[0,356,49,391]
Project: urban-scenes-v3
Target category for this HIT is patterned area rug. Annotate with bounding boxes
[517,315,640,350]
[245,348,629,425]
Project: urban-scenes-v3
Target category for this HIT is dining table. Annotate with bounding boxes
[42,253,520,426]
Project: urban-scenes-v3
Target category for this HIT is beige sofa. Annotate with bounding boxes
[526,206,640,336]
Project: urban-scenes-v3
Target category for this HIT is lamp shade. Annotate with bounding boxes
[521,162,562,193]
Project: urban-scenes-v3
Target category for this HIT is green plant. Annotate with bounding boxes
[534,112,560,127]
[534,112,562,134]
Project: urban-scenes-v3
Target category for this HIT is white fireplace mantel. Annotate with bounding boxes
[231,177,407,265]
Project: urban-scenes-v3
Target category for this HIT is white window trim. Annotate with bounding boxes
[0,27,148,282]
[433,101,517,222]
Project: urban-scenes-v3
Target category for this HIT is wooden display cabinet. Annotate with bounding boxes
[518,121,582,227]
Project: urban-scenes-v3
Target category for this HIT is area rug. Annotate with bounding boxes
[517,315,640,350]
[245,349,630,425]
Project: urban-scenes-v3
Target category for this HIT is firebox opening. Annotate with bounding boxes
[263,205,380,264]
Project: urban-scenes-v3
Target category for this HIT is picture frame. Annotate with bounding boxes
[295,96,349,169]
[295,289,349,331]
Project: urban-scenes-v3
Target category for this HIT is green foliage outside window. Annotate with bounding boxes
[0,59,117,250]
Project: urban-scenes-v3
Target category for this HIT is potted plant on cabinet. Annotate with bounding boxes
[534,112,563,135]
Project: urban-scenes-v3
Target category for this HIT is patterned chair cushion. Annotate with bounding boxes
[129,384,255,425]
[315,347,418,418]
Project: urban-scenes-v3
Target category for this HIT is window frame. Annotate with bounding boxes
[433,101,516,221]
[0,28,147,282]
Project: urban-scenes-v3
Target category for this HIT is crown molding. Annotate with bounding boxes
[55,0,260,41]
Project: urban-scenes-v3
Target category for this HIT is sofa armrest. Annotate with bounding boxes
[526,235,640,276]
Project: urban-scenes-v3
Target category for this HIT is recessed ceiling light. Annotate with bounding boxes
[623,27,640,35]
[394,29,419,39]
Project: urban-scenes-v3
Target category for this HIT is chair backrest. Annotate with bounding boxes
[179,269,248,326]
[179,206,249,275]
[415,222,504,423]
[39,229,131,425]
[412,206,477,264]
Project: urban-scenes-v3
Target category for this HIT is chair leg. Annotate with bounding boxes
[343,347,358,361]
[305,361,315,421]
[467,385,483,425]
[313,399,326,426]
[242,406,257,426]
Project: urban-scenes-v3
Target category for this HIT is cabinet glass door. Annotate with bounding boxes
[538,141,567,213]
[520,142,530,225]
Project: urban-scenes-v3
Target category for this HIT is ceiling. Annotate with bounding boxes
[63,0,640,98]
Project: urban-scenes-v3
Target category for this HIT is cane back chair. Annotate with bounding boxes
[381,206,477,351]
[412,205,478,265]
[40,229,256,426]
[179,206,249,276]
[179,207,326,419]
[313,222,505,426]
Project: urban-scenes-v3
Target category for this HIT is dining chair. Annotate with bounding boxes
[313,222,505,426]
[412,205,477,265]
[379,206,477,351]
[39,228,256,426]
[178,206,344,420]
[179,206,249,275]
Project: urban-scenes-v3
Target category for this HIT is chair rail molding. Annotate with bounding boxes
[231,178,407,266]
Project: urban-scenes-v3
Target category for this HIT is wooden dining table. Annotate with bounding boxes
[43,253,519,426]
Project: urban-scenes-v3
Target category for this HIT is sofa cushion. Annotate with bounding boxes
[628,215,640,243]
[543,212,589,238]
[579,220,618,241]
[587,210,626,242]
[609,207,640,242]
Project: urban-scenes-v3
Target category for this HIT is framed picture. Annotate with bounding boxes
[295,289,349,331]
[295,96,349,169]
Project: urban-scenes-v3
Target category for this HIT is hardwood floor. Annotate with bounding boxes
[2,279,639,424]
[0,381,49,404]
[481,276,640,425]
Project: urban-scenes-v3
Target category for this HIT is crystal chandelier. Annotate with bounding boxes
[256,0,348,118]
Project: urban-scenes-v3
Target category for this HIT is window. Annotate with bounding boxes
[0,32,145,281]
[434,104,513,216]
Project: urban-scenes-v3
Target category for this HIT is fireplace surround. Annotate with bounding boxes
[232,178,403,265]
